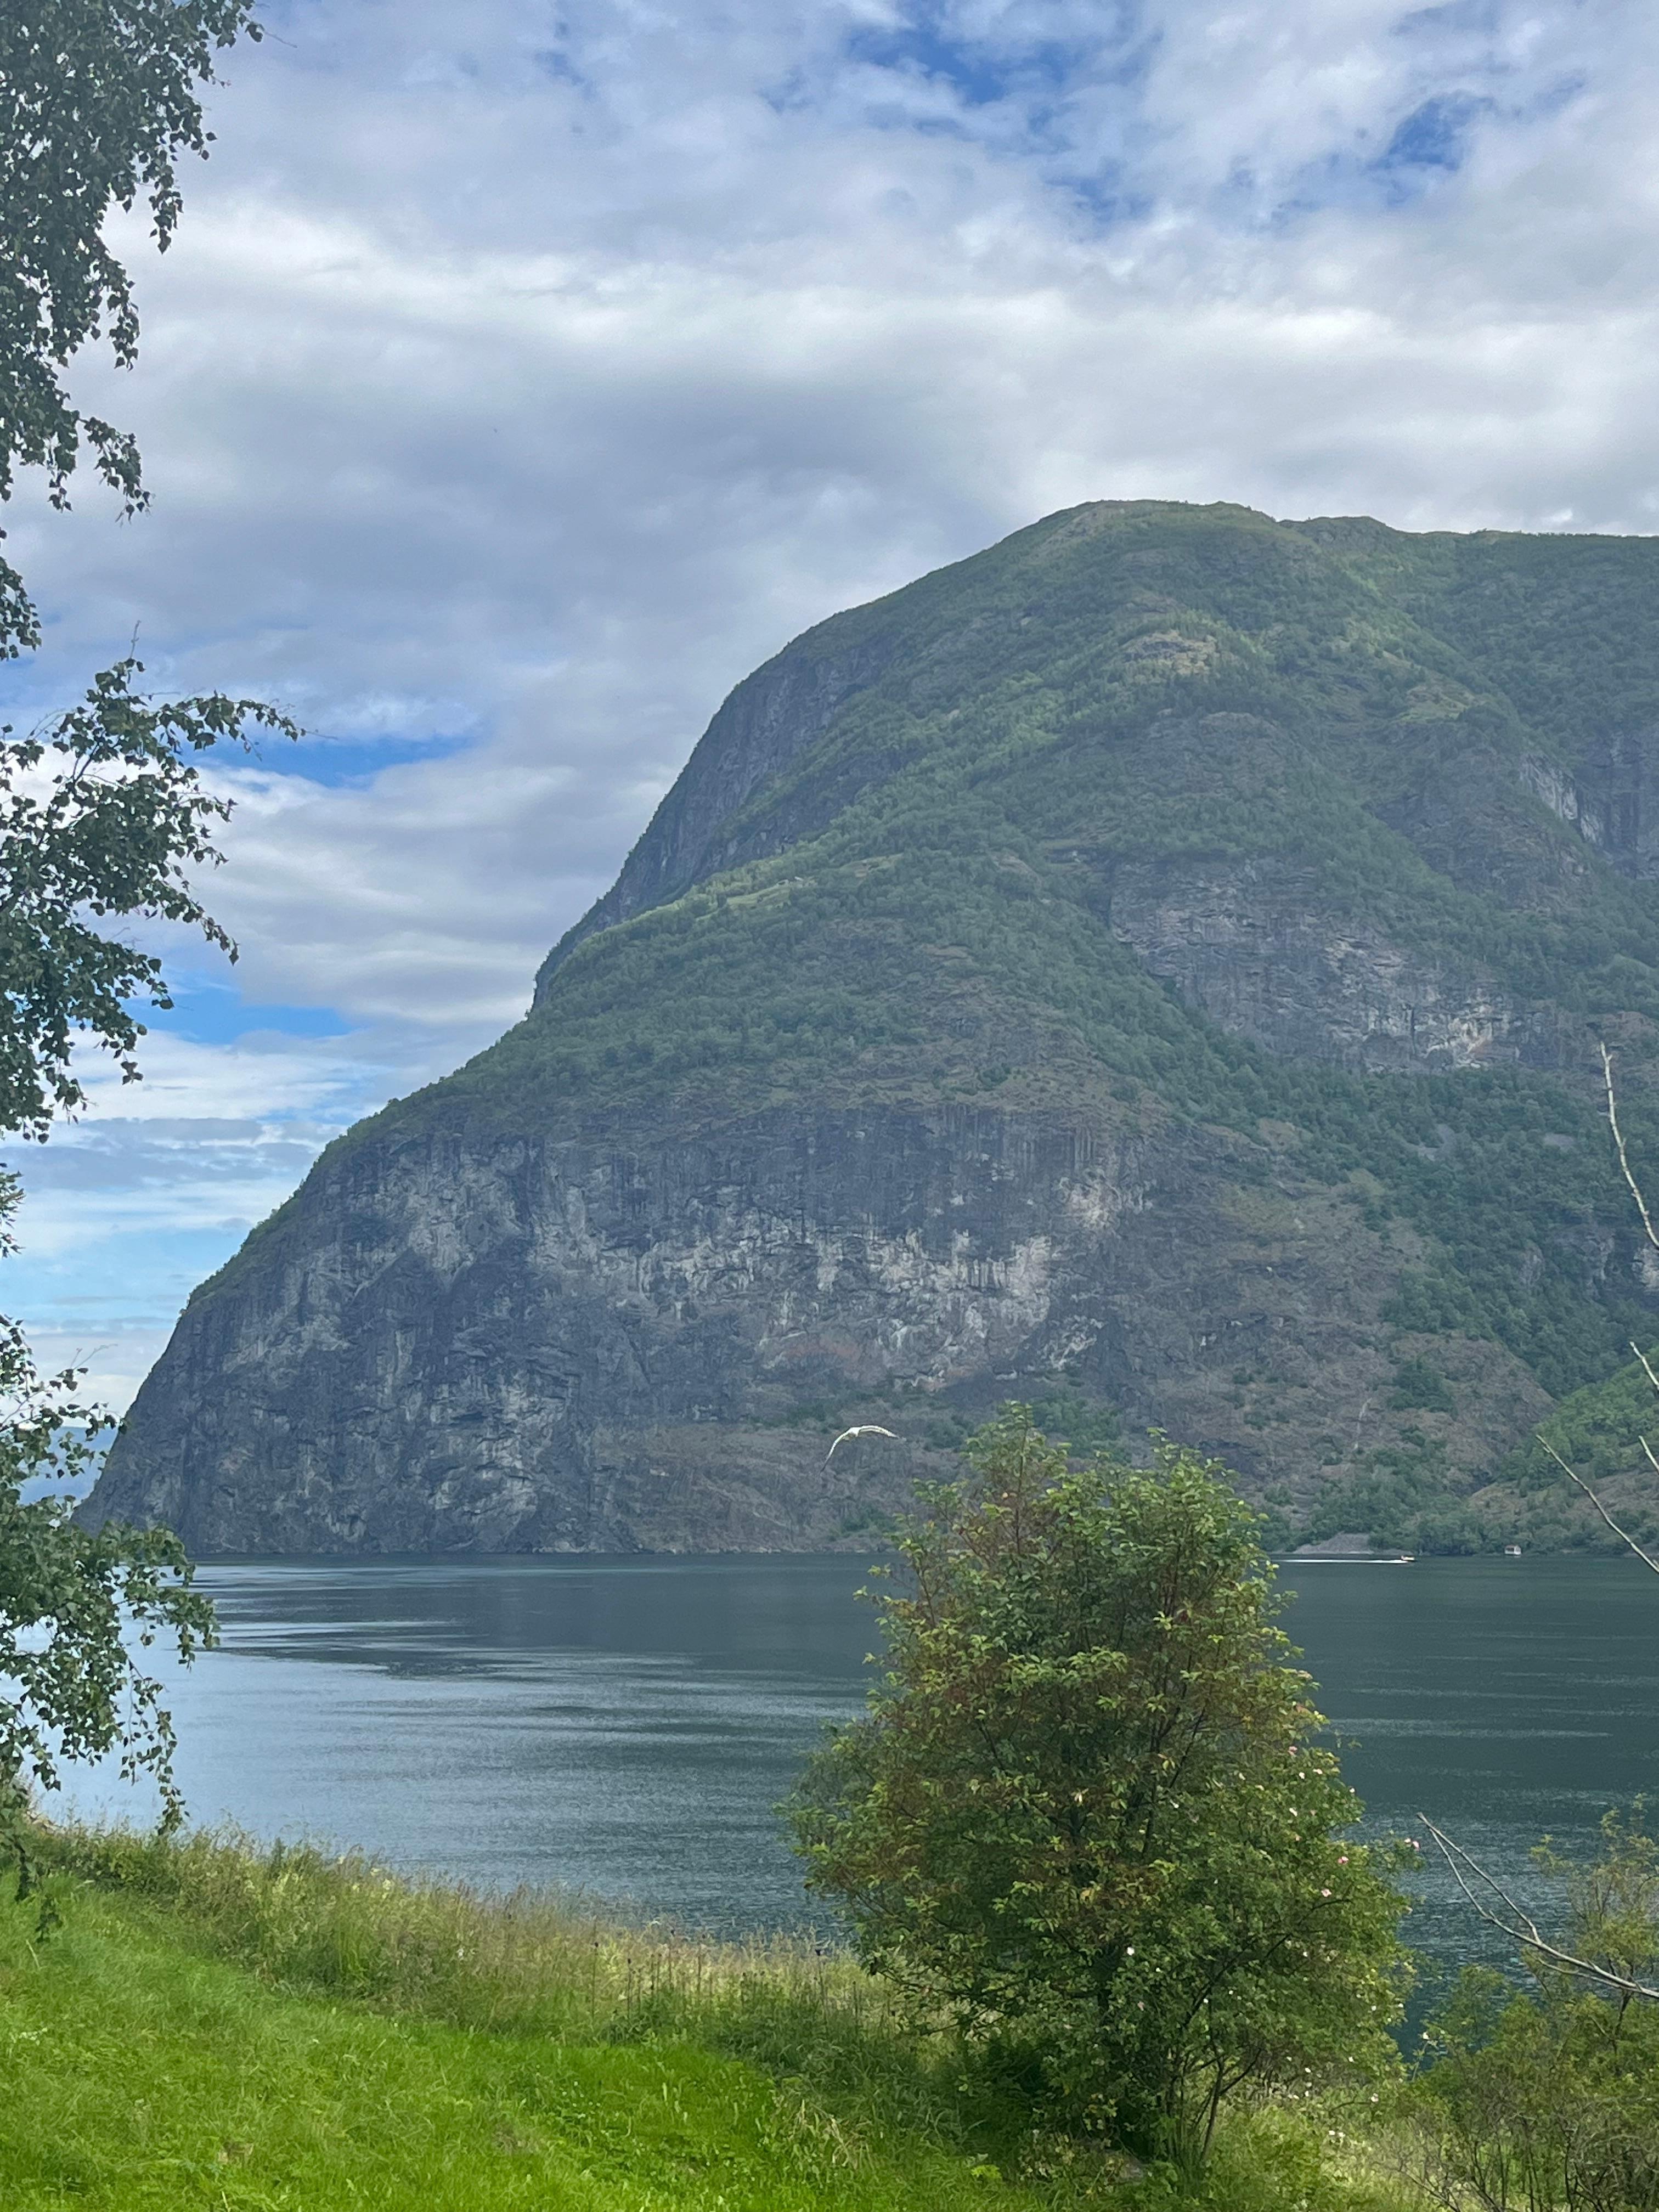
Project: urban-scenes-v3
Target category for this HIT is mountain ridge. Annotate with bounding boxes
[84,499,1659,1555]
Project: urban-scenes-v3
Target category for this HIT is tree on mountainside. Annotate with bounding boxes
[788,1411,1406,2164]
[0,0,284,1880]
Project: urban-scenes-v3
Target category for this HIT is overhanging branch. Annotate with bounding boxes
[1418,1815,1659,2003]
[1536,1436,1659,1577]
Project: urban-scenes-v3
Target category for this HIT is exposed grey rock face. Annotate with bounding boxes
[534,630,895,996]
[86,1095,1545,1554]
[97,1107,1135,1552]
[1100,854,1573,1073]
[1522,736,1659,879]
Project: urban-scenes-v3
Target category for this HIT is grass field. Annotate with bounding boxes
[0,1826,1420,2211]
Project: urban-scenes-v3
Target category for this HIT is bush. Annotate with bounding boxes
[1124,2104,1409,2212]
[1410,1804,1659,2212]
[787,1410,1407,2162]
[1410,1969,1659,2212]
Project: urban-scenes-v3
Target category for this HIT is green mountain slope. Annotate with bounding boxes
[86,501,1659,1554]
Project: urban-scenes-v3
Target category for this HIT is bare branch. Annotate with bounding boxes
[1419,1815,1659,2003]
[1537,1437,1659,1577]
[1529,1054,1659,1577]
[1602,1041,1659,1254]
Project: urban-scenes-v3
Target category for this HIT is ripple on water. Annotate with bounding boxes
[47,1553,1659,1961]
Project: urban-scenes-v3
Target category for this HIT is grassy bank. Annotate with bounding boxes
[0,1825,1419,2210]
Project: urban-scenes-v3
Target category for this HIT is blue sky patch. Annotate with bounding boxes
[842,20,1073,110]
[263,730,473,788]
[134,975,354,1047]
[1378,92,1488,173]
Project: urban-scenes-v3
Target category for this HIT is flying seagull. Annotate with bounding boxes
[824,1424,898,1466]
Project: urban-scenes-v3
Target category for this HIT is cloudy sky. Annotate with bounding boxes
[3,0,1655,1409]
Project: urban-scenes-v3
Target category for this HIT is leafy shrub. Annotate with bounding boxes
[1389,1359,1455,1415]
[1410,1805,1659,2212]
[1411,1971,1659,2212]
[788,1410,1407,2162]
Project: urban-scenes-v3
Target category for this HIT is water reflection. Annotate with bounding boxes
[58,1555,875,1933]
[1284,1554,1659,1998]
[50,1553,1659,1977]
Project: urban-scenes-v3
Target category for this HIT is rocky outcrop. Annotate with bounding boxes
[88,1093,1549,1554]
[534,629,896,994]
[1522,737,1659,880]
[1097,854,1576,1073]
[94,1105,1133,1551]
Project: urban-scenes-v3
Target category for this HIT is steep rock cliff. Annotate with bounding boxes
[86,500,1659,1553]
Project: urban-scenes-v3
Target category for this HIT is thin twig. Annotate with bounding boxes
[1559,1053,1659,1572]
[1418,1815,1659,2002]
[1537,1437,1659,1577]
[1602,1041,1659,1253]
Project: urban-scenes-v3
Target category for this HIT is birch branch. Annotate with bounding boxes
[1426,1045,1659,2000]
[1536,1436,1659,1578]
[1528,1051,1659,1577]
[1602,1041,1659,1254]
[1418,1815,1659,2003]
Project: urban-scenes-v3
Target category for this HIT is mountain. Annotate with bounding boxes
[83,499,1659,1556]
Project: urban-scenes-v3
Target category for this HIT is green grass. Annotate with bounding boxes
[0,1850,1013,2210]
[0,1825,1424,2211]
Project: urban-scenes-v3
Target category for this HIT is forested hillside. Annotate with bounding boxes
[86,501,1659,1555]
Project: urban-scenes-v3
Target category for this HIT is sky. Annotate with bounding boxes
[4,0,1657,1410]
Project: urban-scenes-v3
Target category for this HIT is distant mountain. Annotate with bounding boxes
[84,500,1659,1556]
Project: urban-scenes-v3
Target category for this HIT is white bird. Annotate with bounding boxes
[823,1424,898,1466]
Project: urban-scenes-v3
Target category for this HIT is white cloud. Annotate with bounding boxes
[3,0,1656,1404]
[0,1024,410,1408]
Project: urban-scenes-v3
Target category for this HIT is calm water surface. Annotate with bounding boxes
[54,1554,1659,1978]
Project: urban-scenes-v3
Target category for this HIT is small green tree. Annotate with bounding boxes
[1,658,295,1138]
[0,659,287,1882]
[0,1243,215,1888]
[1,1,265,652]
[788,1411,1406,2160]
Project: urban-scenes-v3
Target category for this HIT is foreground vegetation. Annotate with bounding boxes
[4,1417,1655,2207]
[2,1843,979,2212]
[792,1418,1407,2159]
[12,1811,1659,2211]
[1,26,1652,2203]
[1,1821,1419,2212]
